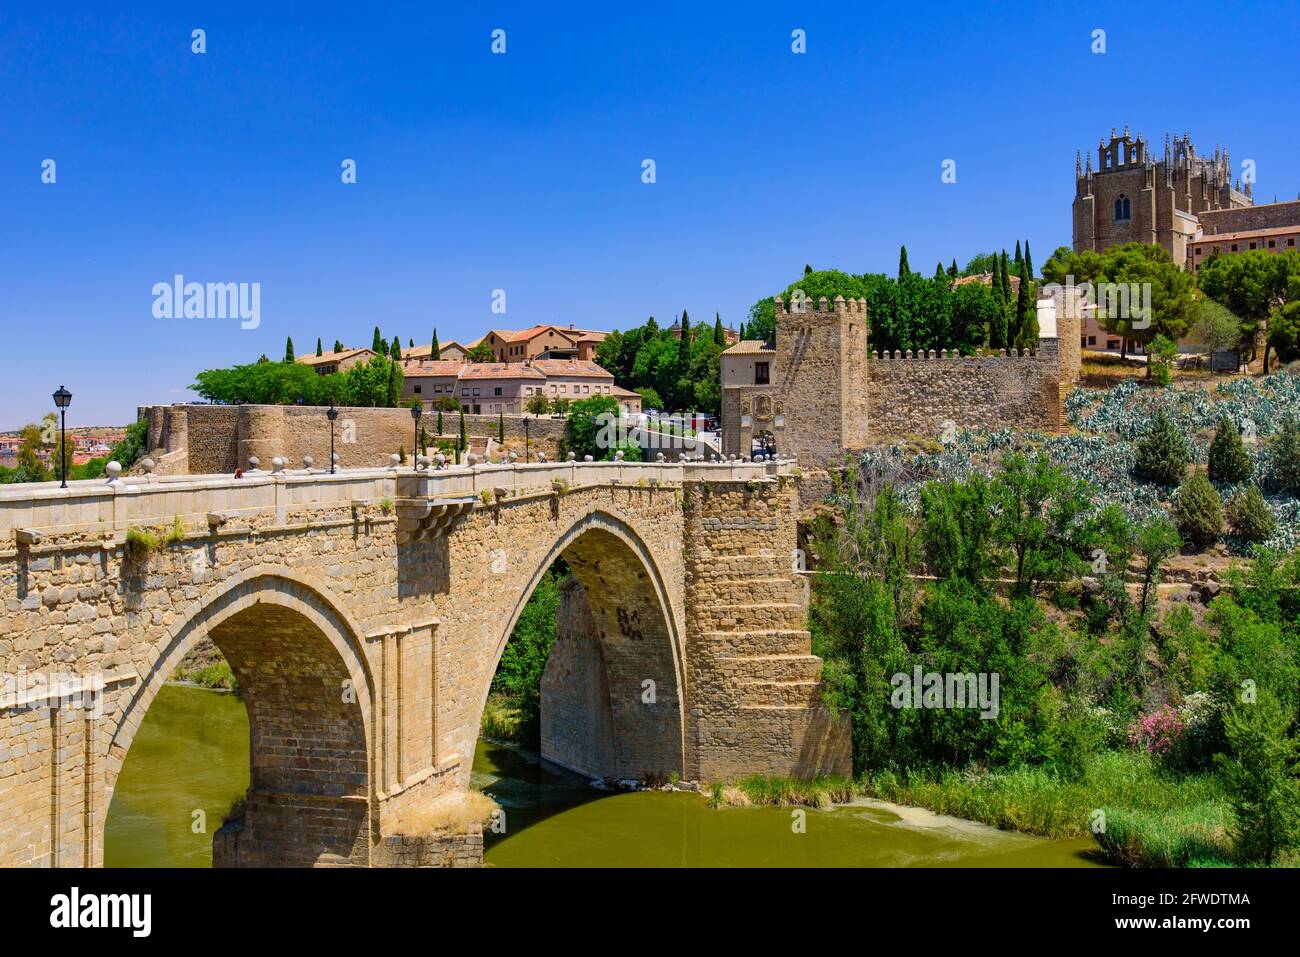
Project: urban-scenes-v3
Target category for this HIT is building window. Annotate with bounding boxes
[473,387,480,396]
[413,385,422,394]
[1088,336,1097,345]
[494,387,502,396]
[1250,242,1257,250]
[1268,241,1276,248]
[1114,195,1131,222]
[755,362,770,385]
[1231,244,1238,252]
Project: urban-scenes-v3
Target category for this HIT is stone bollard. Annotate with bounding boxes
[105,461,122,483]
[303,455,314,469]
[271,457,285,472]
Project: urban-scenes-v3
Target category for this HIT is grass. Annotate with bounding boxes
[177,661,237,691]
[1093,805,1233,868]
[387,789,499,836]
[480,693,525,742]
[858,751,1232,866]
[709,775,858,809]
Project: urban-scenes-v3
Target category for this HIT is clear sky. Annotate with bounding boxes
[3,1,1298,428]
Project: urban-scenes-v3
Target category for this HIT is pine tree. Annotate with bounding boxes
[1173,473,1224,551]
[431,328,440,360]
[284,336,295,362]
[899,245,910,278]
[1270,416,1300,494]
[948,259,959,278]
[316,337,323,357]
[714,313,724,345]
[935,261,946,279]
[1208,416,1253,483]
[391,336,402,361]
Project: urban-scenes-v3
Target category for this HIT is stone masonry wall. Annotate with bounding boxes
[865,341,1063,439]
[139,404,568,474]
[539,578,617,777]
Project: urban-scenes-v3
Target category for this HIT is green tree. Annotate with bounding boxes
[1133,408,1188,486]
[390,336,402,361]
[1173,473,1224,551]
[284,337,295,362]
[1227,484,1276,543]
[1199,249,1299,367]
[372,326,385,355]
[1268,416,1300,495]
[1013,256,1036,349]
[1215,694,1300,866]
[467,342,495,362]
[525,394,551,417]
[316,337,323,357]
[898,245,910,278]
[1147,333,1178,386]
[1270,299,1300,366]
[635,386,663,410]
[497,412,504,444]
[333,339,344,353]
[1208,416,1253,483]
[1136,517,1181,617]
[949,282,1000,352]
[1189,299,1243,368]
[1024,240,1033,280]
[713,313,724,345]
[430,328,441,360]
[565,395,620,459]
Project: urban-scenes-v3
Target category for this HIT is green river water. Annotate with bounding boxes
[105,684,1104,868]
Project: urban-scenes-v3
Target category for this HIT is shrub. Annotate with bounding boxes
[1126,705,1186,756]
[1226,484,1276,542]
[1207,416,1252,483]
[1133,408,1188,486]
[1215,694,1300,866]
[123,526,161,563]
[1269,416,1300,495]
[1148,334,1178,386]
[1173,473,1223,550]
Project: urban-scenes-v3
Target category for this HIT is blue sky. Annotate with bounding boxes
[3,1,1298,427]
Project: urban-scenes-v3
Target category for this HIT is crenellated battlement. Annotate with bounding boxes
[774,294,868,316]
[870,346,1045,361]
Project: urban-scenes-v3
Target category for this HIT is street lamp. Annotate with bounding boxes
[52,385,71,488]
[326,401,339,474]
[411,403,422,472]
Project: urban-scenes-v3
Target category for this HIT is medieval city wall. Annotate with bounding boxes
[865,341,1064,439]
[140,404,569,474]
[1201,200,1300,234]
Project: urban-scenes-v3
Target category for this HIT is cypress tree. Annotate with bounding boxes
[804,264,813,275]
[1014,240,1022,268]
[334,340,344,353]
[437,410,444,436]
[391,336,402,361]
[316,337,323,357]
[1014,257,1034,348]
[948,259,959,278]
[284,336,295,362]
[739,321,747,341]
[935,261,946,278]
[459,409,467,452]
[431,328,440,360]
[372,326,384,354]
[988,288,1008,350]
[385,357,400,406]
[898,245,910,278]
[498,412,504,444]
[1024,240,1034,279]
[714,313,724,345]
[678,310,691,365]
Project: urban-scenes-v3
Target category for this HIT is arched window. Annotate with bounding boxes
[1114,194,1131,222]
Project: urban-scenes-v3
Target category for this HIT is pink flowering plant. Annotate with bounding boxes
[1126,705,1187,755]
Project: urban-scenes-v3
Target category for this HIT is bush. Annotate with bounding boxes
[1227,484,1276,542]
[1269,416,1300,495]
[1173,473,1223,550]
[1207,416,1252,483]
[1133,408,1188,486]
[1216,694,1300,866]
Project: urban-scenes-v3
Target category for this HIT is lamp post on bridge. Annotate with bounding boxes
[326,401,338,474]
[52,385,72,489]
[411,403,422,472]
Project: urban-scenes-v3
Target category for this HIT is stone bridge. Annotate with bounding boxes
[0,458,849,867]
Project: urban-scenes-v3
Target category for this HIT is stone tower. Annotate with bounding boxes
[772,294,870,465]
[1073,128,1251,267]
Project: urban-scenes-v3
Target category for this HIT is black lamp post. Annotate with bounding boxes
[52,385,72,488]
[411,404,422,472]
[326,401,338,474]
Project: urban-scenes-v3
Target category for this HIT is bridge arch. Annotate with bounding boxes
[104,567,377,867]
[479,507,686,780]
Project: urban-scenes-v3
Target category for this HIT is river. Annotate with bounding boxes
[104,684,1104,868]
